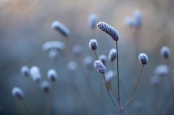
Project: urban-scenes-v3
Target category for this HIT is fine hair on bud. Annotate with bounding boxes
[47,69,58,82]
[154,65,169,77]
[133,9,142,28]
[40,81,51,93]
[83,56,93,71]
[42,41,65,52]
[97,22,119,41]
[21,66,30,77]
[133,100,143,110]
[108,48,117,62]
[160,46,170,59]
[139,53,148,65]
[48,49,59,61]
[99,55,107,66]
[150,75,161,86]
[94,60,106,73]
[88,14,97,29]
[51,21,70,37]
[124,17,135,27]
[67,61,78,71]
[30,66,41,82]
[89,39,98,50]
[12,87,24,100]
[72,45,83,57]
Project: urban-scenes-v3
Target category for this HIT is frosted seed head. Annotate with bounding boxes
[124,17,136,27]
[154,65,169,77]
[88,14,97,29]
[30,66,41,82]
[108,49,117,62]
[161,46,170,59]
[97,22,119,41]
[133,9,142,28]
[134,100,143,110]
[21,66,30,77]
[51,21,70,37]
[94,60,106,73]
[48,49,59,61]
[67,61,77,71]
[40,81,51,93]
[89,39,98,50]
[139,53,148,65]
[105,70,115,83]
[47,69,57,82]
[42,41,65,52]
[83,56,93,71]
[12,87,24,100]
[150,75,161,86]
[72,45,82,57]
[99,55,107,66]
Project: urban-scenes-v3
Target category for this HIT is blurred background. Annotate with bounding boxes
[0,0,174,115]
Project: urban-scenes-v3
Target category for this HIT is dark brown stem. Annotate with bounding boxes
[94,50,98,60]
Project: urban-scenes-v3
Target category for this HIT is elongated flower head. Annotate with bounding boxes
[12,87,24,99]
[67,61,77,71]
[88,14,97,29]
[154,65,169,77]
[40,81,51,93]
[97,22,119,41]
[51,21,70,37]
[72,45,82,57]
[48,49,59,61]
[94,60,106,73]
[30,66,41,82]
[139,53,148,65]
[124,17,135,27]
[99,55,107,66]
[83,56,93,71]
[150,75,161,86]
[108,49,117,62]
[133,9,142,28]
[89,39,98,50]
[21,66,29,77]
[160,46,170,59]
[42,41,65,52]
[47,69,58,82]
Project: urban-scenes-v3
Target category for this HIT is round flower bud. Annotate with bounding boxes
[48,49,59,61]
[99,55,107,66]
[108,49,117,62]
[105,70,115,83]
[138,53,148,65]
[154,65,169,77]
[124,17,135,27]
[160,46,170,59]
[30,66,41,82]
[97,22,119,41]
[150,75,161,86]
[72,45,82,57]
[133,9,142,28]
[21,66,29,77]
[94,60,106,73]
[12,87,24,100]
[88,14,97,29]
[42,41,65,52]
[134,100,143,110]
[83,56,93,71]
[89,39,98,50]
[47,69,58,82]
[40,81,51,93]
[67,61,77,71]
[51,21,70,37]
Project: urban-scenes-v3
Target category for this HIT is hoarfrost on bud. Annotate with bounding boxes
[94,60,106,73]
[124,17,135,27]
[105,70,115,83]
[89,39,98,50]
[134,100,143,110]
[108,49,117,62]
[51,21,70,37]
[21,66,29,77]
[12,87,24,99]
[154,65,169,77]
[88,14,97,29]
[30,66,41,82]
[160,46,170,59]
[97,22,119,41]
[139,53,148,65]
[67,61,77,71]
[83,56,93,71]
[47,69,58,82]
[48,49,59,61]
[72,45,82,57]
[150,75,161,86]
[133,9,142,28]
[42,41,65,52]
[40,81,51,93]
[99,55,107,66]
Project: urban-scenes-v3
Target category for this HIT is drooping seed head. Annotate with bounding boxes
[40,81,51,93]
[83,56,93,71]
[89,39,98,50]
[72,45,82,57]
[124,17,136,27]
[154,65,169,77]
[67,61,78,71]
[133,9,142,28]
[150,75,161,86]
[88,14,98,29]
[30,66,41,82]
[94,60,106,73]
[97,22,119,41]
[42,41,65,52]
[51,21,70,37]
[47,69,58,82]
[134,100,143,110]
[21,66,30,77]
[138,53,148,65]
[99,55,107,66]
[160,46,170,59]
[12,87,24,100]
[48,49,59,61]
[108,49,117,62]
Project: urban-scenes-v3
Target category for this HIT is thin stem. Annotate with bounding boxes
[152,86,158,115]
[100,74,105,114]
[122,65,144,111]
[21,100,31,115]
[94,50,98,60]
[111,62,118,98]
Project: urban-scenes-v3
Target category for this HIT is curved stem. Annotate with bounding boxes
[122,65,144,111]
[94,50,98,60]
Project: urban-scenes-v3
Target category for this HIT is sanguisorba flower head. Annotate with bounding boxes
[99,55,107,66]
[47,69,58,82]
[160,46,170,59]
[51,21,70,37]
[154,65,169,77]
[139,53,148,65]
[150,75,161,86]
[97,22,119,41]
[83,56,93,71]
[124,17,135,27]
[12,87,24,100]
[89,39,98,50]
[42,41,65,52]
[133,9,142,28]
[67,61,78,71]
[94,60,106,73]
[21,66,30,77]
[72,45,82,57]
[40,81,51,93]
[30,66,41,82]
[108,48,117,62]
[88,14,97,29]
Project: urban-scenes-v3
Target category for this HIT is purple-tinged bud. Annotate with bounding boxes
[94,60,106,73]
[97,22,119,41]
[72,45,82,57]
[30,66,41,82]
[124,17,135,27]
[12,87,24,100]
[99,55,107,66]
[88,14,97,29]
[47,69,58,82]
[160,46,170,59]
[40,81,51,93]
[133,9,142,28]
[154,65,169,77]
[108,49,117,62]
[42,41,65,52]
[21,66,29,77]
[83,56,93,71]
[67,61,77,71]
[89,39,98,50]
[139,53,148,65]
[134,100,143,110]
[150,75,161,86]
[48,49,59,61]
[51,21,70,37]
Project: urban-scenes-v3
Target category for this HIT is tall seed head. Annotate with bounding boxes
[89,39,98,50]
[12,87,24,100]
[21,66,30,77]
[139,53,148,65]
[42,41,65,52]
[94,60,106,73]
[154,65,169,77]
[83,56,93,71]
[160,46,170,59]
[108,49,117,62]
[124,17,135,27]
[99,55,107,66]
[47,69,58,82]
[88,14,97,29]
[133,9,142,28]
[30,66,41,82]
[40,81,51,93]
